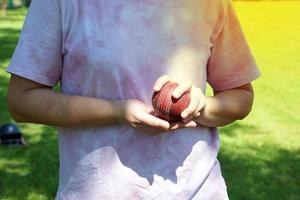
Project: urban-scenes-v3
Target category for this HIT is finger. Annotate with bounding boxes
[138,112,170,130]
[184,96,207,123]
[172,81,191,99]
[170,121,197,130]
[182,106,198,124]
[184,121,198,128]
[181,93,199,121]
[197,97,207,113]
[149,110,159,117]
[153,75,173,91]
[182,87,206,120]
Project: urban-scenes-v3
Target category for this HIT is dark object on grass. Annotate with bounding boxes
[23,0,31,8]
[0,123,26,146]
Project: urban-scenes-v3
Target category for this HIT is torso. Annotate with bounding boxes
[56,1,227,199]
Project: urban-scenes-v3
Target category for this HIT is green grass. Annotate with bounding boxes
[0,8,59,200]
[218,1,300,199]
[0,2,300,199]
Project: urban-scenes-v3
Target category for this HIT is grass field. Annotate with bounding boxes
[0,1,300,200]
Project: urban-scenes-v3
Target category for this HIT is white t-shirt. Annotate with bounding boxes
[7,0,260,199]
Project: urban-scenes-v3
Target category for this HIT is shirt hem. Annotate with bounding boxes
[6,65,59,87]
[210,69,261,91]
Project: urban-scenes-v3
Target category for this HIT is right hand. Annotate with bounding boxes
[117,99,197,134]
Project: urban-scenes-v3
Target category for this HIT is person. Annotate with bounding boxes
[6,0,260,199]
[1,0,7,16]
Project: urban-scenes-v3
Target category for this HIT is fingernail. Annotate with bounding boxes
[163,122,169,128]
[173,92,180,98]
[190,121,197,127]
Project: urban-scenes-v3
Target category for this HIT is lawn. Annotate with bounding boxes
[0,1,300,200]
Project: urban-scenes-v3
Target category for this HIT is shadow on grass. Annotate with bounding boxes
[0,28,21,61]
[0,76,11,123]
[218,123,300,200]
[0,57,59,198]
[0,7,27,22]
[0,125,59,199]
[220,122,261,137]
[0,8,59,199]
[0,124,298,200]
[0,6,299,200]
[0,27,21,123]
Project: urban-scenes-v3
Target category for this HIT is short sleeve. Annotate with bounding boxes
[6,0,63,86]
[207,0,260,91]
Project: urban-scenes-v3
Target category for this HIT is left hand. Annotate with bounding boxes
[153,75,207,129]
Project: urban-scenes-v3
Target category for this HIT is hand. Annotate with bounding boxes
[117,99,197,134]
[118,99,170,133]
[153,75,206,128]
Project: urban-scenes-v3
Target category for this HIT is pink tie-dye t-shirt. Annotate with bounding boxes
[7,0,260,199]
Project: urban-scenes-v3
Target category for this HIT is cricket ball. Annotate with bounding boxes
[152,82,191,122]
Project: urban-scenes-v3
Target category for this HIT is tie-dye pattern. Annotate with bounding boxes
[7,0,260,199]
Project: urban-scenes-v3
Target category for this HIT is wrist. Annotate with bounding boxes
[111,100,127,124]
[195,96,213,126]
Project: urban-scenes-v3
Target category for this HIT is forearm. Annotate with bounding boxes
[8,88,123,128]
[195,87,254,127]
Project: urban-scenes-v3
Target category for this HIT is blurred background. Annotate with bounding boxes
[0,0,299,199]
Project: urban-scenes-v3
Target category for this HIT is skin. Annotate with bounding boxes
[7,74,254,133]
[153,75,254,129]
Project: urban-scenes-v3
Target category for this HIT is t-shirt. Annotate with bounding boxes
[7,0,260,199]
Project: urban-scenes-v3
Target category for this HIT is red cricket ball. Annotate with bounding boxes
[152,82,191,122]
